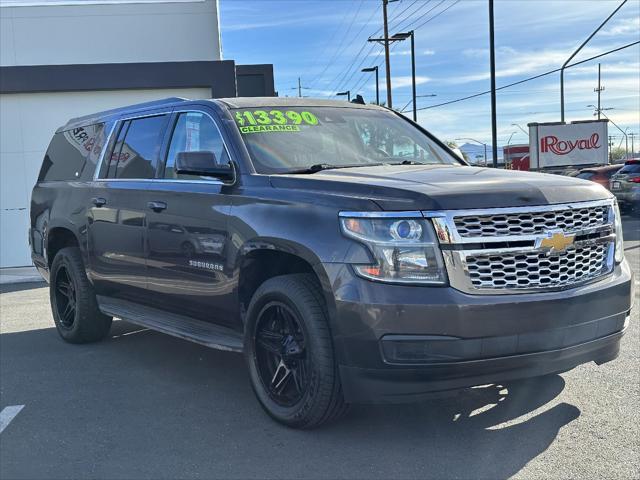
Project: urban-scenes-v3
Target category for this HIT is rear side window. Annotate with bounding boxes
[619,163,640,174]
[107,115,168,179]
[38,123,107,182]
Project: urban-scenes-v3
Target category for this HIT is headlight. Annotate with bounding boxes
[613,200,624,263]
[340,214,447,285]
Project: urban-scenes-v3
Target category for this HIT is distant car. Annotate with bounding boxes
[610,159,640,215]
[574,164,624,189]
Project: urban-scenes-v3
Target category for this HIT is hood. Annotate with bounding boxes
[269,164,611,210]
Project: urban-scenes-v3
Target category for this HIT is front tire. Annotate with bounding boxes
[244,274,348,429]
[50,247,112,343]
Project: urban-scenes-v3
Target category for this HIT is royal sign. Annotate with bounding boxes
[529,120,608,169]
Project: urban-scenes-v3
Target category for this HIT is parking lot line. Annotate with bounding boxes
[0,405,25,434]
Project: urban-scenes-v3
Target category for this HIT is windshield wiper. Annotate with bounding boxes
[285,163,385,174]
[388,160,427,165]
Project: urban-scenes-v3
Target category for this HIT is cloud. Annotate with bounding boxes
[599,17,640,36]
[369,49,436,57]
[222,12,346,31]
[393,76,431,88]
[442,44,637,85]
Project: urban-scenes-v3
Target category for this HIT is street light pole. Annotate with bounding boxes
[409,31,416,121]
[506,131,517,169]
[337,90,351,102]
[391,31,417,121]
[589,105,629,160]
[456,137,489,167]
[362,67,379,105]
[511,123,529,137]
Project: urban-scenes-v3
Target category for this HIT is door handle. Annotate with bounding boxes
[147,201,167,212]
[92,197,107,207]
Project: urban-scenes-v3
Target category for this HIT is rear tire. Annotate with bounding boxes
[50,247,112,343]
[244,274,348,429]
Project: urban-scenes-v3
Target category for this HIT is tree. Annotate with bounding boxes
[610,147,627,162]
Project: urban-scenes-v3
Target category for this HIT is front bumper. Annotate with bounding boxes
[323,261,634,404]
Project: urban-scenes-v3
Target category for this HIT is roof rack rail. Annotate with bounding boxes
[60,97,189,131]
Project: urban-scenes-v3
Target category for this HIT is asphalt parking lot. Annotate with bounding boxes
[1,218,638,480]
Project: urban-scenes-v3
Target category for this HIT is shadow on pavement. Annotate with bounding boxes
[0,281,46,294]
[622,216,639,243]
[0,321,579,480]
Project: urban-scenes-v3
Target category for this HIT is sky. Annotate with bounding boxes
[219,0,639,151]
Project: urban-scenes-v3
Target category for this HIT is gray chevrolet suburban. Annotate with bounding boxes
[30,97,634,428]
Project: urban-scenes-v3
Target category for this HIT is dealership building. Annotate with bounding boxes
[0,0,274,268]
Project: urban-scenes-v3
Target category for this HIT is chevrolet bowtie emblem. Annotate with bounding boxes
[537,230,575,253]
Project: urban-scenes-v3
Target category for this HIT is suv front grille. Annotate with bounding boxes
[466,243,609,290]
[429,200,616,294]
[454,205,609,238]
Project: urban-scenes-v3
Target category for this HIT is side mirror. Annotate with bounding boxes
[175,151,234,181]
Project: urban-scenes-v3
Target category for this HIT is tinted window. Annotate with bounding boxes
[604,168,621,179]
[39,123,107,182]
[163,112,230,180]
[619,163,640,174]
[576,172,595,180]
[107,115,168,179]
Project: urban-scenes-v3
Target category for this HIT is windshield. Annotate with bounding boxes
[232,107,460,174]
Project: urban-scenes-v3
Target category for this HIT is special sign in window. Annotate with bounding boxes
[234,110,320,133]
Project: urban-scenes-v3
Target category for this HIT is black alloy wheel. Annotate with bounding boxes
[254,302,310,407]
[54,265,77,329]
[49,247,113,343]
[244,274,348,429]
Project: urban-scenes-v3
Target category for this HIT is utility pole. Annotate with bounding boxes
[594,63,604,120]
[489,0,498,168]
[368,0,401,108]
[629,132,637,156]
[291,77,309,98]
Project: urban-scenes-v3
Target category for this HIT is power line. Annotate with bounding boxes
[345,0,461,101]
[392,0,446,33]
[411,40,640,112]
[318,3,384,94]
[388,0,434,32]
[399,0,460,33]
[329,0,439,97]
[387,0,424,26]
[307,0,369,91]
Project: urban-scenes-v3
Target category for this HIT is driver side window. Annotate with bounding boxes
[164,112,230,180]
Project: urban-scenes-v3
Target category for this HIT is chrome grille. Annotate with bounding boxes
[428,199,616,294]
[466,244,609,290]
[454,205,609,238]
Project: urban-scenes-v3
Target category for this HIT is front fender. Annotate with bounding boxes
[228,197,372,332]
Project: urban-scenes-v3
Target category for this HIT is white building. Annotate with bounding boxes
[0,0,274,268]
